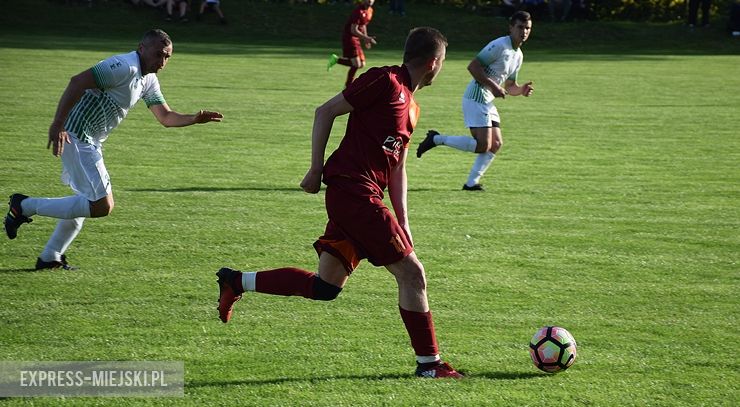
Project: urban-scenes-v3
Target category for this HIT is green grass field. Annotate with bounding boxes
[1,1,739,405]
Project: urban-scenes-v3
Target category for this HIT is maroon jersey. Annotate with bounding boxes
[343,5,373,41]
[322,65,420,196]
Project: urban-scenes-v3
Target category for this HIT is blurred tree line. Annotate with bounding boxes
[426,0,733,22]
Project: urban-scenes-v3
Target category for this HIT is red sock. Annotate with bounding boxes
[255,268,315,299]
[399,307,439,357]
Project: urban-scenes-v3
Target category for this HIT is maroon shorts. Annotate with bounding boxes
[342,36,364,60]
[313,181,413,274]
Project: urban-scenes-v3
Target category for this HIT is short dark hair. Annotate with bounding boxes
[510,10,532,25]
[403,27,447,64]
[141,29,171,47]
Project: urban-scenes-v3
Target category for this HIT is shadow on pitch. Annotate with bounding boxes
[0,268,39,273]
[126,187,440,193]
[0,267,67,274]
[187,370,541,388]
[126,187,302,193]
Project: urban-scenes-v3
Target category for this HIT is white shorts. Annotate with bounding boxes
[462,98,500,128]
[61,136,111,201]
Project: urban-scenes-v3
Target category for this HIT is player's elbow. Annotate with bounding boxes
[158,114,177,128]
[315,103,333,121]
[467,59,480,75]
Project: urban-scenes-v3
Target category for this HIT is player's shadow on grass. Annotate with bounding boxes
[188,371,540,388]
[127,187,302,193]
[475,371,543,380]
[127,187,440,193]
[0,268,60,273]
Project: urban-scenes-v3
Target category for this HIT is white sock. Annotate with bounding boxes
[39,217,85,262]
[22,195,91,219]
[435,135,477,153]
[466,152,495,187]
[242,271,257,292]
[417,354,441,364]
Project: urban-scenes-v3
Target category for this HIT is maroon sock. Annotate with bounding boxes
[399,307,439,357]
[337,57,352,67]
[255,268,315,299]
[345,67,358,88]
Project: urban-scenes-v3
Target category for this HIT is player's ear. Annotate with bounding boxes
[429,56,443,72]
[426,57,437,70]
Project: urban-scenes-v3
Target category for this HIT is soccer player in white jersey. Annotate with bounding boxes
[3,29,223,270]
[416,11,534,191]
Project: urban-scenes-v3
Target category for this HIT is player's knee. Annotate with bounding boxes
[71,217,85,229]
[410,269,428,291]
[475,140,491,153]
[90,199,114,218]
[491,140,503,152]
[312,276,343,301]
[398,263,428,292]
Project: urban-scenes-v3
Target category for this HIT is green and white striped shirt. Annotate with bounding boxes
[463,35,523,105]
[65,51,166,146]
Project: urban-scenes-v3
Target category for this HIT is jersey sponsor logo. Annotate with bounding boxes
[382,135,403,158]
[109,61,122,70]
[398,91,406,104]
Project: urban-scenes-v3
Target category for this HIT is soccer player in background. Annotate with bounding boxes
[3,29,223,270]
[327,0,377,88]
[218,27,463,379]
[416,11,535,191]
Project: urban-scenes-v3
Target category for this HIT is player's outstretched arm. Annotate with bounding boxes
[300,93,354,194]
[150,104,223,127]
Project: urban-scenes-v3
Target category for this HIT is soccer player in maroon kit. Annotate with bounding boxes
[217,27,463,379]
[327,0,377,88]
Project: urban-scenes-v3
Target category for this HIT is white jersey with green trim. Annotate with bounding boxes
[463,35,523,105]
[65,51,166,146]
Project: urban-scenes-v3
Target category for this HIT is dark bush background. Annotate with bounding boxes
[424,0,734,22]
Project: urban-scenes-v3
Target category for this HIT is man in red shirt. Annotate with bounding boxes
[217,27,462,379]
[327,0,377,88]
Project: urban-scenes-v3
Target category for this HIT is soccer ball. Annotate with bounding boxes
[529,326,577,373]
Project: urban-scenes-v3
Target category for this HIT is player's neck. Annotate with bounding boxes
[509,35,522,50]
[136,51,149,75]
[404,64,424,93]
